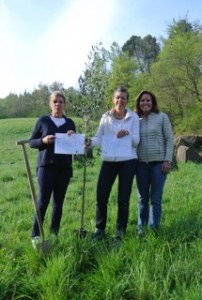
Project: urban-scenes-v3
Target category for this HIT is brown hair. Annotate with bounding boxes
[135,90,159,117]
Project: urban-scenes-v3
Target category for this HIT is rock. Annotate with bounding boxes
[176,145,202,163]
[173,135,202,164]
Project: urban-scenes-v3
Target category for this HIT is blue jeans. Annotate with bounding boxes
[96,159,137,232]
[136,162,167,229]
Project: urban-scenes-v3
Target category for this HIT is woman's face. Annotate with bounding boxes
[139,93,153,115]
[113,91,128,110]
[49,95,65,117]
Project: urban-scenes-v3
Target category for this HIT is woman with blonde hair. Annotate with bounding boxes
[29,91,76,248]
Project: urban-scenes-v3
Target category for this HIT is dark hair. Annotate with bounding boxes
[135,90,159,117]
[113,85,129,101]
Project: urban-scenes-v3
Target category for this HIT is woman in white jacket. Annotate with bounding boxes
[89,86,140,240]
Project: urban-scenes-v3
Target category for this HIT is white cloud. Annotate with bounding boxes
[0,0,201,98]
[0,0,19,97]
[31,0,117,87]
[0,0,117,97]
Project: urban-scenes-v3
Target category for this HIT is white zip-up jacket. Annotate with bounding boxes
[91,108,140,161]
[137,112,173,163]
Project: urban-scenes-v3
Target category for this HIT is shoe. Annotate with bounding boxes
[115,229,126,240]
[91,228,105,240]
[32,236,41,249]
[50,233,57,240]
[137,226,144,237]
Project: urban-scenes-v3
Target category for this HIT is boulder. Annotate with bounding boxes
[176,145,202,163]
[174,135,202,148]
[174,135,202,164]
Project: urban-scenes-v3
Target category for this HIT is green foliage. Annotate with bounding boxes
[71,43,109,232]
[104,42,139,109]
[0,17,202,135]
[167,17,202,38]
[74,42,109,129]
[173,102,202,134]
[0,93,19,118]
[122,34,160,73]
[0,82,79,119]
[64,87,80,117]
[149,22,202,129]
[0,118,202,299]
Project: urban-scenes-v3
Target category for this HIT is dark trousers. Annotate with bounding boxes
[32,165,71,237]
[96,159,137,231]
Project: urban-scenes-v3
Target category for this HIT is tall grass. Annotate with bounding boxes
[0,118,201,300]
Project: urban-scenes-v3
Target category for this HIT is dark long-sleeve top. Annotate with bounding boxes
[29,115,76,168]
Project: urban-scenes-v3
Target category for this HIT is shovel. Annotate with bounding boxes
[17,139,51,253]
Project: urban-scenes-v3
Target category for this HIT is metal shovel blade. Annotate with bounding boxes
[75,228,88,238]
[36,240,52,254]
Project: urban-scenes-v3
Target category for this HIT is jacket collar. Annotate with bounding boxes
[108,108,133,120]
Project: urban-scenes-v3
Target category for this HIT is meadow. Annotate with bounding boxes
[0,118,201,300]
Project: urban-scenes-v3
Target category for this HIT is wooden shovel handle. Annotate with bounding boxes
[17,139,45,241]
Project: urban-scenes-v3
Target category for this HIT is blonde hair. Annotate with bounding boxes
[49,91,66,103]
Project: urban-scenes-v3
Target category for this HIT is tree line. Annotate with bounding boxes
[0,17,202,134]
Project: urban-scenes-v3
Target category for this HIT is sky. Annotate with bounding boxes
[0,0,202,98]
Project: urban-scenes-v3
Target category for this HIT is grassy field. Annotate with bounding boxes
[0,118,201,300]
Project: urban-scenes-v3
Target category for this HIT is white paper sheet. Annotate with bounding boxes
[54,133,85,154]
[101,135,132,157]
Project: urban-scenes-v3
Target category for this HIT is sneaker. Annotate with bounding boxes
[137,226,144,237]
[50,233,57,239]
[50,233,58,244]
[31,236,41,249]
[91,228,105,240]
[115,229,126,240]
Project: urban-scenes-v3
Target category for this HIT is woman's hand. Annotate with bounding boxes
[85,137,92,148]
[42,135,55,144]
[117,130,129,138]
[162,161,171,174]
[67,130,75,136]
